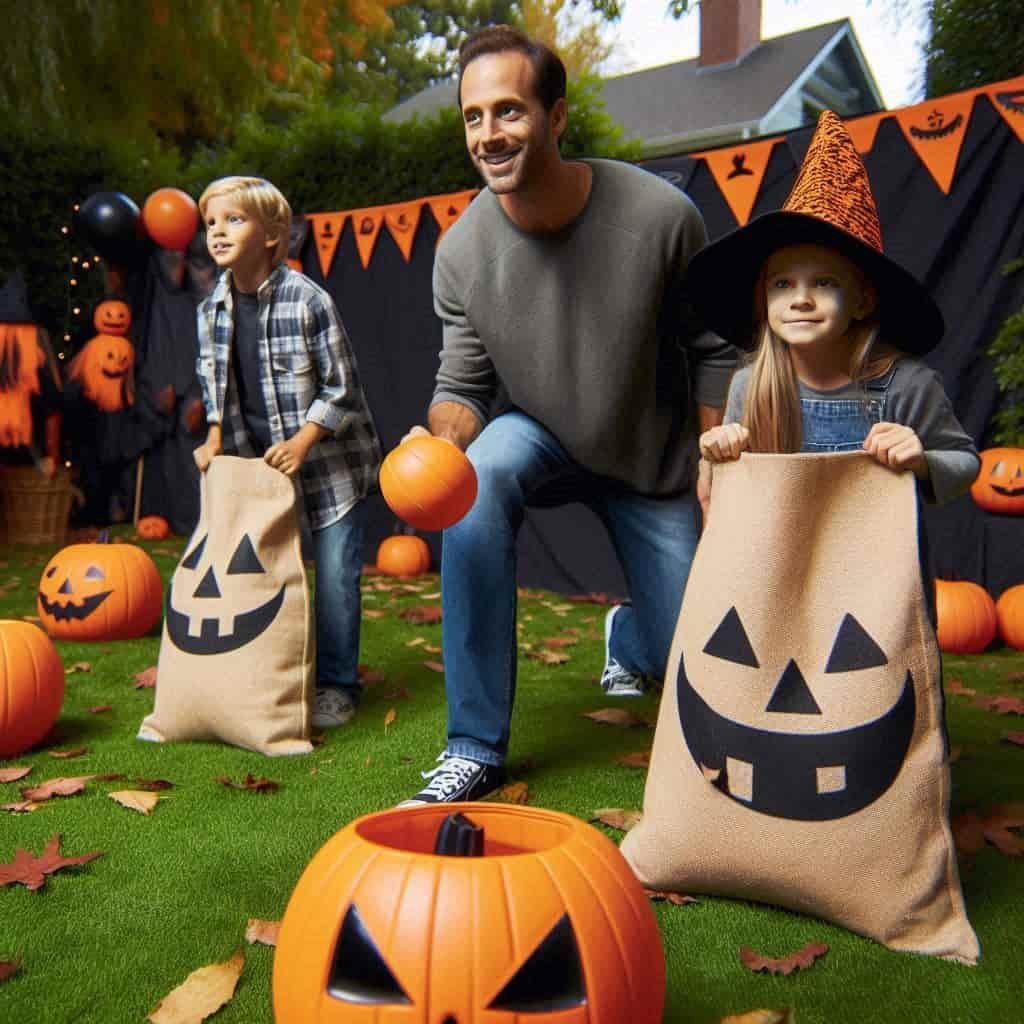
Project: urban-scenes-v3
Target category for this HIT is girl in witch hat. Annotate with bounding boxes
[691,110,978,509]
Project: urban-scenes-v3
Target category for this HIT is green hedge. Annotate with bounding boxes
[1,79,637,345]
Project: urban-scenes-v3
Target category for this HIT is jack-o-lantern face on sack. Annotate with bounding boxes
[273,804,666,1023]
[165,531,285,655]
[676,605,915,821]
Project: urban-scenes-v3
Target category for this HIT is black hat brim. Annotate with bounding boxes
[687,212,944,355]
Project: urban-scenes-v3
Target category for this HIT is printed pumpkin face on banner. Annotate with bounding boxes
[621,454,979,964]
[138,456,313,756]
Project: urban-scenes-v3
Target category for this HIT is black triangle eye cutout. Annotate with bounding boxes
[227,534,264,574]
[703,607,759,667]
[488,914,586,1012]
[181,535,207,570]
[825,613,888,673]
[327,904,411,1005]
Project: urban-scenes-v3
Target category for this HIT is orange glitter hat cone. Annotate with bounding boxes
[688,110,944,353]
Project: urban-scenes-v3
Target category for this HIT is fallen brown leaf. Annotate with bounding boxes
[0,766,32,783]
[591,808,642,832]
[216,774,279,794]
[644,888,698,906]
[21,776,93,802]
[363,608,386,619]
[566,592,616,605]
[975,695,1024,715]
[48,746,88,759]
[245,919,280,947]
[720,1010,794,1024]
[616,751,652,768]
[358,666,387,686]
[133,777,173,792]
[0,834,104,891]
[2,801,39,814]
[109,790,160,816]
[1002,732,1024,747]
[494,781,530,804]
[88,704,114,715]
[134,666,158,689]
[423,643,442,654]
[384,707,397,734]
[952,810,987,858]
[65,661,92,676]
[384,686,412,701]
[400,604,443,625]
[0,959,21,983]
[423,660,445,674]
[739,941,828,976]
[582,708,649,728]
[945,677,975,696]
[542,635,579,649]
[981,803,1024,857]
[147,947,245,1024]
[405,636,426,647]
[1004,672,1024,685]
[528,649,571,665]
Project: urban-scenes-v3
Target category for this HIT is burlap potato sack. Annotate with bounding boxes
[621,453,978,963]
[138,456,314,756]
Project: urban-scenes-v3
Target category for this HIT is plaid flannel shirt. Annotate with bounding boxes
[196,264,381,531]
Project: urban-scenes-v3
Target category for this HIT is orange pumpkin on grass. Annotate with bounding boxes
[0,620,65,758]
[935,579,997,655]
[37,536,163,641]
[273,803,665,1023]
[376,534,431,577]
[970,448,1024,515]
[136,515,171,541]
[996,584,1024,651]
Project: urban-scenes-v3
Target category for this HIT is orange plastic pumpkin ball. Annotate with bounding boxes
[970,448,1024,515]
[37,540,163,642]
[273,803,665,1024]
[137,515,171,541]
[996,584,1024,651]
[0,620,65,758]
[92,299,132,335]
[379,436,477,532]
[935,579,997,655]
[142,187,199,252]
[376,535,431,577]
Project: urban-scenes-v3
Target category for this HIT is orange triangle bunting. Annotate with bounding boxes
[427,190,478,244]
[349,208,386,269]
[308,214,347,279]
[986,75,1024,144]
[845,111,887,154]
[700,138,777,226]
[384,202,424,263]
[894,92,976,195]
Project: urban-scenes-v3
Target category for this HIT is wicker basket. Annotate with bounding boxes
[0,465,75,546]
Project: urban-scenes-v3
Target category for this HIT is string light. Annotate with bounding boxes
[82,261,91,270]
[70,278,78,286]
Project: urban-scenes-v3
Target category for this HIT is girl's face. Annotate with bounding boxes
[765,244,875,352]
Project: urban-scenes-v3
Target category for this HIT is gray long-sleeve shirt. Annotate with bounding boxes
[724,360,979,504]
[431,158,737,496]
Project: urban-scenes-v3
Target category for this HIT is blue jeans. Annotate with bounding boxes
[312,500,366,701]
[442,411,700,767]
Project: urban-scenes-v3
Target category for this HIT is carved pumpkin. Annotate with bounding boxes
[273,803,665,1023]
[37,538,163,642]
[996,584,1024,651]
[137,515,170,541]
[92,299,131,336]
[934,579,997,655]
[0,620,65,758]
[380,436,478,531]
[970,448,1024,515]
[376,534,430,577]
[68,320,135,413]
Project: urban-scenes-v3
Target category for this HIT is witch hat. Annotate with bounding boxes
[687,110,944,354]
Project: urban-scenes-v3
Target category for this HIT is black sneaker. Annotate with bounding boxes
[398,753,506,806]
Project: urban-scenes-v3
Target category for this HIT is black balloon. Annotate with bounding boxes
[74,191,144,266]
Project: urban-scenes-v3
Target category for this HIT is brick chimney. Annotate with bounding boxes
[699,0,762,67]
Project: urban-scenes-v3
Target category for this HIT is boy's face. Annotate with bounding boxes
[203,194,278,286]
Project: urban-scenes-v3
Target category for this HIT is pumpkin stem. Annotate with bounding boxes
[434,812,484,857]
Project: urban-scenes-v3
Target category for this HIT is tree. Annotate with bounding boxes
[522,0,613,78]
[924,0,1024,97]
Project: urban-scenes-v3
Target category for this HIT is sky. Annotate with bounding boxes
[601,0,932,110]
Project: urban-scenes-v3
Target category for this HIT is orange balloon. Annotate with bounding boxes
[142,187,199,251]
[379,436,477,531]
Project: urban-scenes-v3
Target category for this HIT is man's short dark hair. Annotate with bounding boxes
[457,25,567,112]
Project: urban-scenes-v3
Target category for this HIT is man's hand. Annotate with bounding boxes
[863,422,928,478]
[699,422,750,463]
[265,435,312,477]
[400,424,433,445]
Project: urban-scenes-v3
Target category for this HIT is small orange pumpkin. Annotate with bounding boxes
[379,436,478,532]
[995,584,1024,651]
[137,515,171,541]
[273,803,665,1023]
[0,620,65,758]
[92,299,131,336]
[376,534,430,577]
[37,537,163,642]
[935,579,997,655]
[970,448,1024,515]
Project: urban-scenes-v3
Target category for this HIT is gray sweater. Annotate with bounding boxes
[724,360,980,504]
[431,158,737,495]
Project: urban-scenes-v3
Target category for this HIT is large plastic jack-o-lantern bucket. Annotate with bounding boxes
[273,803,665,1023]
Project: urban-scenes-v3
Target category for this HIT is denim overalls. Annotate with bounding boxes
[799,365,896,451]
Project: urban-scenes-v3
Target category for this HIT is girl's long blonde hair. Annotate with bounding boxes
[740,262,900,453]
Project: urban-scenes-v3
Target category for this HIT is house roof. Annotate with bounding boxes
[385,19,883,154]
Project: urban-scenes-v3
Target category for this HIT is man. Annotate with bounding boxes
[401,25,735,805]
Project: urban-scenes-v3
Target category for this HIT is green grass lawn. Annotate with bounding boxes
[1,532,1022,1023]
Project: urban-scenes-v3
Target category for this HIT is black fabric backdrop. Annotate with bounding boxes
[132,95,1024,597]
